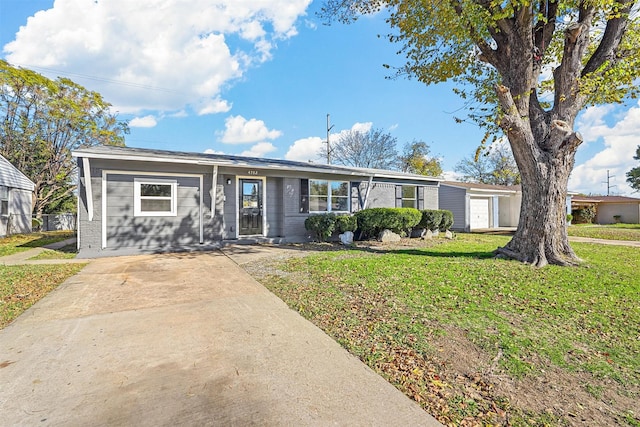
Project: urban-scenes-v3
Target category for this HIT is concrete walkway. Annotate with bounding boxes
[0,251,441,426]
[568,235,640,247]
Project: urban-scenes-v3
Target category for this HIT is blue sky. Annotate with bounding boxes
[1,0,638,195]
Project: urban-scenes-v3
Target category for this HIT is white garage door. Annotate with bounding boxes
[470,198,490,229]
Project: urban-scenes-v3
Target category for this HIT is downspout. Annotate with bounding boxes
[362,175,374,210]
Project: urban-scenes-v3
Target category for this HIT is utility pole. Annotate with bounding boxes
[326,113,334,164]
[603,170,617,195]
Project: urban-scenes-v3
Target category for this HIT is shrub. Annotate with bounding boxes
[304,213,336,242]
[566,213,573,223]
[355,207,421,239]
[335,215,357,233]
[439,210,454,231]
[417,210,443,231]
[573,206,597,224]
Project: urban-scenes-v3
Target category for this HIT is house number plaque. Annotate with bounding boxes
[247,170,259,175]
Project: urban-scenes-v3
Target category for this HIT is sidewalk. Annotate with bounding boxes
[0,237,88,265]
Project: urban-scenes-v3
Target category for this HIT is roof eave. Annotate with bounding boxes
[72,150,441,182]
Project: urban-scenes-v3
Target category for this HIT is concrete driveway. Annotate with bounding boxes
[0,251,440,426]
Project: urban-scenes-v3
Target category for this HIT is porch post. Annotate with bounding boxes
[362,175,374,209]
[211,165,218,215]
[82,157,93,221]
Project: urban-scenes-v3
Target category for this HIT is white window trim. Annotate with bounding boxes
[0,186,9,217]
[134,178,178,217]
[309,179,350,214]
[402,185,417,208]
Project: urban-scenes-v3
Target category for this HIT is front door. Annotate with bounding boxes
[239,179,263,235]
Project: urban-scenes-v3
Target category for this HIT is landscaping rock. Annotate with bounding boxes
[339,231,354,245]
[379,229,401,242]
[445,230,454,239]
[422,229,433,240]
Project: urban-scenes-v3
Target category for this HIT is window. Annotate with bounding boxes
[309,180,349,213]
[134,179,177,216]
[0,186,8,216]
[401,185,417,208]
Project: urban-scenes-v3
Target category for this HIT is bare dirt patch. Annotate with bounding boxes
[237,239,639,426]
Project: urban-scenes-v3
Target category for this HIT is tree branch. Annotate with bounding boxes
[582,0,634,76]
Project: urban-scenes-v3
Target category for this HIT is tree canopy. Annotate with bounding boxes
[0,60,128,215]
[321,0,640,267]
[398,140,443,176]
[455,144,521,185]
[626,145,640,191]
[325,127,399,169]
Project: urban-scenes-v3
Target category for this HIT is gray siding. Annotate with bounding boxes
[265,177,284,237]
[423,185,439,210]
[221,174,236,238]
[439,185,468,231]
[282,178,309,241]
[367,183,396,208]
[105,174,201,249]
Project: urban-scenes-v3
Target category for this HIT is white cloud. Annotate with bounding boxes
[569,102,640,196]
[350,121,373,134]
[441,170,462,181]
[3,0,312,115]
[240,142,277,158]
[204,148,225,155]
[284,122,377,162]
[128,115,157,128]
[217,115,282,144]
[285,136,325,162]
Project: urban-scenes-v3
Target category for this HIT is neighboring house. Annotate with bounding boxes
[0,154,35,237]
[439,181,523,232]
[571,195,640,224]
[72,146,441,257]
[439,181,575,231]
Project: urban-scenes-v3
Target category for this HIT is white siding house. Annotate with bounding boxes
[439,181,522,232]
[0,154,35,237]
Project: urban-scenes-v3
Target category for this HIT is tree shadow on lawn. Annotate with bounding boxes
[228,241,499,261]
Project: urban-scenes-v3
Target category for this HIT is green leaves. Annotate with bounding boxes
[0,60,128,215]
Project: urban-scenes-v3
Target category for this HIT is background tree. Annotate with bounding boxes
[456,144,521,186]
[0,60,128,216]
[626,145,640,192]
[398,140,443,176]
[321,0,640,266]
[325,127,398,169]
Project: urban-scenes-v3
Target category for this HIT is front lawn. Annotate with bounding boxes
[568,223,640,241]
[252,235,640,426]
[0,263,86,329]
[0,231,76,257]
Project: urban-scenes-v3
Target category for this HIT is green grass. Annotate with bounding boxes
[1,263,86,328]
[259,235,640,426]
[27,244,78,260]
[568,223,640,241]
[0,231,76,257]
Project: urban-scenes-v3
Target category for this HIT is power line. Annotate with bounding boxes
[9,62,179,94]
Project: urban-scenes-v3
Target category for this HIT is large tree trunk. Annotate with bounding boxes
[495,150,580,268]
[494,86,583,267]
